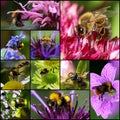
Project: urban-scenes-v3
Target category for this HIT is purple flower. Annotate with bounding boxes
[90,62,119,118]
[31,90,89,119]
[31,31,59,59]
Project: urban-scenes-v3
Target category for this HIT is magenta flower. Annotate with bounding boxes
[90,62,119,118]
[61,1,119,60]
[7,1,60,29]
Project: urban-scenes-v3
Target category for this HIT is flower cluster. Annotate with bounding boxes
[1,32,26,60]
[31,31,59,59]
[31,90,89,119]
[0,90,29,119]
[61,1,119,60]
[7,1,60,29]
[90,62,119,118]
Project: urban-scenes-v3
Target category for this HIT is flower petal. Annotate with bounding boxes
[111,80,119,102]
[90,73,102,90]
[101,63,117,82]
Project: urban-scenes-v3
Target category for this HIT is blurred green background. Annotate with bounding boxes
[71,1,119,38]
[1,31,30,59]
[31,90,89,119]
[31,30,59,42]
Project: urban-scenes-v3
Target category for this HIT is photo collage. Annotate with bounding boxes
[0,1,119,120]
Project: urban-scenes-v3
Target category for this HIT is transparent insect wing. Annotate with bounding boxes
[93,6,117,18]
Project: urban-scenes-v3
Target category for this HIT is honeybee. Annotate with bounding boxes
[66,72,88,89]
[75,6,114,38]
[47,91,72,111]
[9,61,29,80]
[92,82,116,101]
[9,9,24,27]
[40,36,55,47]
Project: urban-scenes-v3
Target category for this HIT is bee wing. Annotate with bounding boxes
[93,6,117,18]
[93,6,111,14]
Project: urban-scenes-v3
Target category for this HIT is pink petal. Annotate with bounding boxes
[111,80,119,102]
[101,63,117,82]
[91,95,102,116]
[41,17,51,24]
[32,18,43,24]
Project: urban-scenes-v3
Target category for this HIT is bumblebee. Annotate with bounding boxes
[66,72,88,89]
[92,82,116,100]
[9,61,29,80]
[47,92,72,110]
[40,68,49,76]
[11,9,24,27]
[75,6,115,38]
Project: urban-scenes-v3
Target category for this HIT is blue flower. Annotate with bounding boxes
[6,31,26,48]
[2,48,26,60]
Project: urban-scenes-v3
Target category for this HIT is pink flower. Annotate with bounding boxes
[60,1,119,60]
[61,60,76,82]
[90,62,119,118]
[7,1,60,29]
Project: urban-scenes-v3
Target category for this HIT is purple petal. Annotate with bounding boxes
[31,90,50,113]
[111,80,119,102]
[38,31,42,40]
[90,73,102,90]
[91,95,102,116]
[99,100,112,119]
[50,31,58,41]
[101,63,117,82]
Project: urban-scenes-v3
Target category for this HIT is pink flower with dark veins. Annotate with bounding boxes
[60,1,119,60]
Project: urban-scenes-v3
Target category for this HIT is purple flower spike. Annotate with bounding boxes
[90,62,119,119]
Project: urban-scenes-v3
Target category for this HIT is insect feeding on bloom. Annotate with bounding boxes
[75,6,116,39]
[2,61,29,90]
[66,72,88,89]
[47,91,72,111]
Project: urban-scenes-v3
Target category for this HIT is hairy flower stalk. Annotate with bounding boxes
[31,31,59,59]
[31,90,89,119]
[7,1,60,29]
[90,62,119,118]
[61,1,119,60]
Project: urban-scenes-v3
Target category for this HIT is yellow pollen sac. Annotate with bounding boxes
[2,80,24,90]
[64,95,70,102]
[42,36,51,41]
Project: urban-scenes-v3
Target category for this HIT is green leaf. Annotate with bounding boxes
[76,61,89,74]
